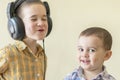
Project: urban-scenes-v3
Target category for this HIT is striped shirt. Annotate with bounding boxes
[64,66,116,80]
[0,41,47,80]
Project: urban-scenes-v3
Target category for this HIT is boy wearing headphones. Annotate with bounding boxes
[64,27,116,80]
[0,0,52,80]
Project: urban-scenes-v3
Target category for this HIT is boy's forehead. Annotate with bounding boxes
[79,35,104,44]
[21,2,44,8]
[19,3,46,18]
[78,36,105,48]
[80,34,102,39]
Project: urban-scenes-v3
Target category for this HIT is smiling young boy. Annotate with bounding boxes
[64,27,116,80]
[0,0,52,80]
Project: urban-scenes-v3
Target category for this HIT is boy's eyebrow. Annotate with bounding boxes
[77,45,97,48]
[77,45,82,48]
[30,14,47,18]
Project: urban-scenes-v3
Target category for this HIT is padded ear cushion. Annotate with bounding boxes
[43,1,53,37]
[46,16,52,37]
[8,17,25,40]
[7,1,25,40]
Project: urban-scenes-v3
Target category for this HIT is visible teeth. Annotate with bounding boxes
[83,60,90,63]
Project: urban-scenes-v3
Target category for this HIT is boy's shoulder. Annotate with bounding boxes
[0,44,13,54]
[64,66,116,80]
[64,67,83,80]
[0,42,18,56]
[96,66,116,80]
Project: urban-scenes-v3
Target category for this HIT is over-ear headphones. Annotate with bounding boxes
[7,0,52,40]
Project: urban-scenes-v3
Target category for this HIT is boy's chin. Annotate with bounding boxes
[37,36,47,40]
[81,64,91,70]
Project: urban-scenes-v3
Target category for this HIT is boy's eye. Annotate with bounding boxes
[42,17,47,21]
[31,18,37,21]
[78,48,84,52]
[89,48,96,53]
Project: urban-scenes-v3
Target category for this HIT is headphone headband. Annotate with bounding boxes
[14,0,26,10]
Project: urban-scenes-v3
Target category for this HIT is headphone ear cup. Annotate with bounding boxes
[46,16,52,37]
[8,17,25,40]
[43,1,53,37]
[7,1,25,40]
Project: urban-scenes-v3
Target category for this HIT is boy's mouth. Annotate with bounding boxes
[80,60,90,64]
[38,29,44,32]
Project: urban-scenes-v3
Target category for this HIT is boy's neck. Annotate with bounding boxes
[83,67,103,80]
[23,38,38,54]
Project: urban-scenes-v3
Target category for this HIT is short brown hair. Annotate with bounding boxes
[79,27,112,50]
[15,0,44,16]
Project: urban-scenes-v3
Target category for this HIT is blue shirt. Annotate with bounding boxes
[64,66,116,80]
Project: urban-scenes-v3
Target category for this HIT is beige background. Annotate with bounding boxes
[0,0,119,80]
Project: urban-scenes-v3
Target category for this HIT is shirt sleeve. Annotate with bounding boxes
[64,73,72,80]
[0,46,10,73]
[64,70,81,80]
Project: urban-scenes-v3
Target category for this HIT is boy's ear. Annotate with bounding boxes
[104,50,112,61]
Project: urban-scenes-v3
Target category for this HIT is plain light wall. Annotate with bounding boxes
[0,0,120,80]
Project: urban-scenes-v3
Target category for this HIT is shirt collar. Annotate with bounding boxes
[93,66,108,79]
[14,41,44,55]
[78,66,108,79]
[14,41,27,51]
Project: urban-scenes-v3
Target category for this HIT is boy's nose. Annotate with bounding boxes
[37,19,43,26]
[81,51,89,58]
